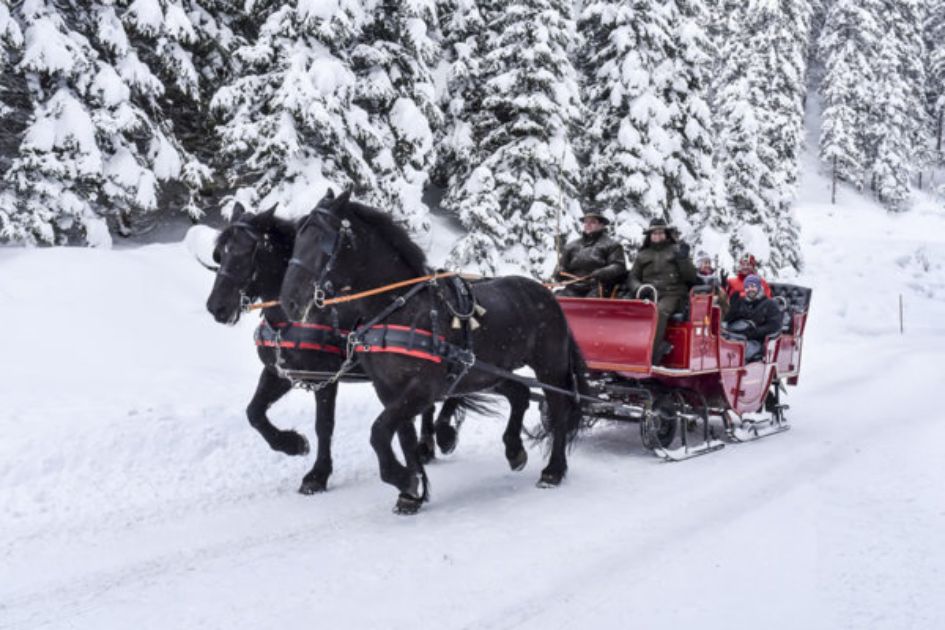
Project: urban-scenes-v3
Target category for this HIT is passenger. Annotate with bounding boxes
[624,218,700,364]
[695,251,715,283]
[695,251,729,317]
[554,209,627,298]
[725,253,772,299]
[723,275,782,362]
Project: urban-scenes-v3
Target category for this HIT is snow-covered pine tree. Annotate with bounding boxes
[435,0,486,199]
[868,36,917,207]
[349,0,443,237]
[711,0,810,272]
[99,0,236,229]
[579,0,676,248]
[436,0,507,269]
[715,78,773,262]
[0,0,236,245]
[818,0,877,195]
[666,0,724,245]
[211,1,375,218]
[447,0,582,276]
[754,0,810,272]
[926,0,945,167]
[579,0,722,254]
[862,0,927,208]
[0,2,25,172]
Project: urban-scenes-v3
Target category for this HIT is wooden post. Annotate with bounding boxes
[899,294,904,335]
[831,156,837,205]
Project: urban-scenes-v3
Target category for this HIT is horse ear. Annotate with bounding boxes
[260,204,277,221]
[231,202,246,222]
[316,188,336,209]
[333,189,352,211]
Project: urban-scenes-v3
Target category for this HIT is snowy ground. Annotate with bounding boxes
[2,167,945,629]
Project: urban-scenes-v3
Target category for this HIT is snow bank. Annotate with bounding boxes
[1,152,944,629]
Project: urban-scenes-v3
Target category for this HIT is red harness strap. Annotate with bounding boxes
[255,321,347,355]
[352,324,445,364]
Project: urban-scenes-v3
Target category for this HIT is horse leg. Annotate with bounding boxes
[534,390,571,487]
[370,400,431,515]
[434,398,461,455]
[299,382,338,494]
[247,368,308,456]
[392,418,431,512]
[417,406,436,465]
[495,381,531,471]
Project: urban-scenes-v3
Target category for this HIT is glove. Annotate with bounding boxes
[675,242,691,260]
[719,269,729,286]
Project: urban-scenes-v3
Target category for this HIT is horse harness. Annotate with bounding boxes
[297,272,597,404]
[255,320,345,356]
[279,206,593,404]
[346,273,482,399]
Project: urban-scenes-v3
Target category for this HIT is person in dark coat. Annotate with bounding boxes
[625,218,700,363]
[554,210,627,297]
[723,274,782,362]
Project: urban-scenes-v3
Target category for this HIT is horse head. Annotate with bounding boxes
[205,203,291,325]
[279,190,354,321]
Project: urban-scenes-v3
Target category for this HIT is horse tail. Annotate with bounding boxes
[448,392,501,420]
[565,329,589,443]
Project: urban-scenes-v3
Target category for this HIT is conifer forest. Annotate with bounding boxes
[1,0,942,276]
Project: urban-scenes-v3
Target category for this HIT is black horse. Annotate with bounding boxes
[203,202,463,494]
[279,192,588,513]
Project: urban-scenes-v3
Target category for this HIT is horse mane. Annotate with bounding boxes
[215,211,296,252]
[341,199,428,276]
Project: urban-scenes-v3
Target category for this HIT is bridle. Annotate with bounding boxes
[288,208,353,310]
[215,221,271,310]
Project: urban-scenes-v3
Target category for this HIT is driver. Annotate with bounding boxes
[554,209,627,298]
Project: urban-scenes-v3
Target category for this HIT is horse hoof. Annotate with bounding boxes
[508,449,528,472]
[298,478,327,495]
[536,471,564,488]
[393,493,423,515]
[276,432,310,457]
[436,425,458,455]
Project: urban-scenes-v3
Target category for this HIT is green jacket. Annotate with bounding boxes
[627,241,700,300]
[555,231,626,292]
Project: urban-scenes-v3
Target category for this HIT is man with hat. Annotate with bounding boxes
[624,217,700,364]
[554,209,627,298]
[722,274,782,362]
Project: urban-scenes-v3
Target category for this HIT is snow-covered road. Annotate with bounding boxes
[2,184,944,629]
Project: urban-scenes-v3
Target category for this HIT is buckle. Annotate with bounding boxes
[239,293,253,312]
[313,287,326,309]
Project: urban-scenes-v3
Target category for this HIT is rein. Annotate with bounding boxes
[245,271,479,312]
[543,272,590,289]
[247,270,574,312]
